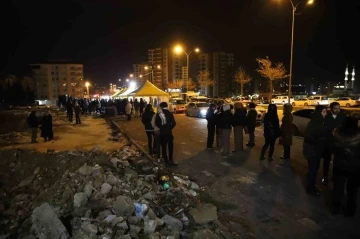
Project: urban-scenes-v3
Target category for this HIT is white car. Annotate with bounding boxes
[185,102,209,118]
[307,95,329,106]
[271,96,294,105]
[335,97,360,107]
[170,98,187,113]
[292,98,310,107]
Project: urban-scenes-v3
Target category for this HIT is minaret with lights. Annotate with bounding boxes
[344,64,349,89]
[351,65,355,89]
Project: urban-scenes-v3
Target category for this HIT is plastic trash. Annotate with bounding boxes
[163,182,170,190]
[134,203,148,218]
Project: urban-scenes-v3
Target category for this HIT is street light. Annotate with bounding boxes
[144,65,161,83]
[282,0,314,102]
[129,74,133,77]
[85,82,90,98]
[173,45,200,91]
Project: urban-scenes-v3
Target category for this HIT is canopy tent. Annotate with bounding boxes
[111,88,127,98]
[130,80,169,97]
[119,86,138,97]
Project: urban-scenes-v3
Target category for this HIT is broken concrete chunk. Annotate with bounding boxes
[113,196,135,217]
[161,215,183,231]
[73,193,88,208]
[189,203,218,224]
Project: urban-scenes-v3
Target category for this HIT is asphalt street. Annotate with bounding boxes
[114,113,360,239]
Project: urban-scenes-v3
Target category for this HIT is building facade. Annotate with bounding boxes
[30,63,84,100]
[133,63,147,85]
[148,48,170,89]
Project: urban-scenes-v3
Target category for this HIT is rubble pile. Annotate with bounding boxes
[0,145,229,239]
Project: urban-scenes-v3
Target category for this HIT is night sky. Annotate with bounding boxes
[1,0,359,85]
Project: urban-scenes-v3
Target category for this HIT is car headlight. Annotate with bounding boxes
[200,109,207,115]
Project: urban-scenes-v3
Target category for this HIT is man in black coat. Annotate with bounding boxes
[246,102,257,147]
[27,111,39,143]
[322,102,346,185]
[206,103,217,149]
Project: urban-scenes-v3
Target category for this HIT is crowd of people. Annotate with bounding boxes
[203,101,360,217]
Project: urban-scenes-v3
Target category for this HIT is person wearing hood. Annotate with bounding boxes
[220,104,233,157]
[142,104,155,155]
[279,103,293,166]
[155,102,177,165]
[332,114,360,216]
[260,104,280,161]
[232,102,247,152]
[303,105,327,196]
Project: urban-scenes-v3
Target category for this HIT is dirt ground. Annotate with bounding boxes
[1,113,122,153]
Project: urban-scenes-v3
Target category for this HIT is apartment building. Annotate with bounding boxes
[133,63,147,85]
[171,54,185,82]
[30,63,84,100]
[148,48,170,89]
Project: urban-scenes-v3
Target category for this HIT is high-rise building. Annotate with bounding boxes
[172,54,185,82]
[181,67,188,82]
[148,48,170,89]
[133,63,147,85]
[198,52,234,97]
[30,63,84,100]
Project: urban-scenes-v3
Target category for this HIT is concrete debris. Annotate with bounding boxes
[0,144,227,238]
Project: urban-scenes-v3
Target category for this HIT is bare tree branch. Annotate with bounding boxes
[167,79,185,91]
[234,67,252,97]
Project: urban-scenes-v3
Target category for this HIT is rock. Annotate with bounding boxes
[129,225,141,234]
[84,181,93,197]
[62,187,73,201]
[93,175,103,188]
[124,168,138,181]
[111,217,124,227]
[119,160,130,167]
[100,183,112,194]
[106,174,118,185]
[143,191,156,200]
[116,221,129,231]
[73,193,88,208]
[118,235,131,239]
[104,215,116,223]
[113,196,135,216]
[161,215,183,231]
[33,167,40,175]
[19,175,35,187]
[186,189,197,197]
[98,210,112,220]
[146,208,157,220]
[144,219,157,234]
[81,222,98,234]
[193,229,216,239]
[84,209,91,218]
[190,182,199,190]
[31,203,69,239]
[189,203,218,224]
[128,216,141,225]
[78,164,94,176]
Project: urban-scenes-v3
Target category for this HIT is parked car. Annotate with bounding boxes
[307,95,329,106]
[335,97,360,107]
[185,102,209,118]
[190,96,208,103]
[169,98,187,113]
[292,108,355,136]
[271,96,294,105]
[292,98,310,107]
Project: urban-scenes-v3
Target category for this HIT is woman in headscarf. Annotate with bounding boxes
[142,104,155,155]
[260,104,280,161]
[279,103,293,166]
[332,113,360,216]
[40,110,53,142]
[303,105,327,196]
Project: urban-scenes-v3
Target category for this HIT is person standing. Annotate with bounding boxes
[260,104,280,161]
[206,103,217,149]
[279,103,293,166]
[151,106,162,158]
[303,105,327,196]
[232,102,247,152]
[134,98,140,118]
[332,114,360,216]
[139,98,145,117]
[27,111,39,143]
[246,102,257,147]
[155,102,177,166]
[74,102,82,124]
[142,104,155,155]
[322,102,346,185]
[66,99,73,122]
[41,110,53,142]
[220,104,233,157]
[125,100,132,121]
[215,105,223,149]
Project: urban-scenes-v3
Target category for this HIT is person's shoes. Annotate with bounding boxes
[322,177,328,186]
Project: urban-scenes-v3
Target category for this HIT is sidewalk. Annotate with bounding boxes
[112,115,360,239]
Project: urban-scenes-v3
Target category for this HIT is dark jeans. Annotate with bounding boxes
[248,129,255,145]
[127,114,131,121]
[322,149,332,182]
[261,136,277,158]
[332,167,359,214]
[75,114,81,124]
[207,124,215,148]
[283,145,291,159]
[68,113,73,122]
[31,127,37,142]
[146,131,155,155]
[160,134,174,161]
[307,156,321,189]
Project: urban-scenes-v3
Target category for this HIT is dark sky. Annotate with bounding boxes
[1,0,359,85]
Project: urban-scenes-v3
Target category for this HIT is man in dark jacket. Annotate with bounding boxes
[155,102,177,165]
[206,103,216,149]
[220,104,233,157]
[232,102,247,152]
[322,102,346,185]
[246,102,257,147]
[303,105,328,196]
[27,111,39,143]
[332,114,360,216]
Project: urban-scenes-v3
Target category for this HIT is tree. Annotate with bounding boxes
[167,79,185,92]
[187,78,197,91]
[234,67,252,97]
[256,57,288,100]
[197,70,214,96]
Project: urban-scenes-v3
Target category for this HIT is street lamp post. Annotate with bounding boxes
[174,45,200,91]
[287,0,313,103]
[144,65,161,84]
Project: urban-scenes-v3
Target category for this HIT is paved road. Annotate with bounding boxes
[113,114,360,239]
